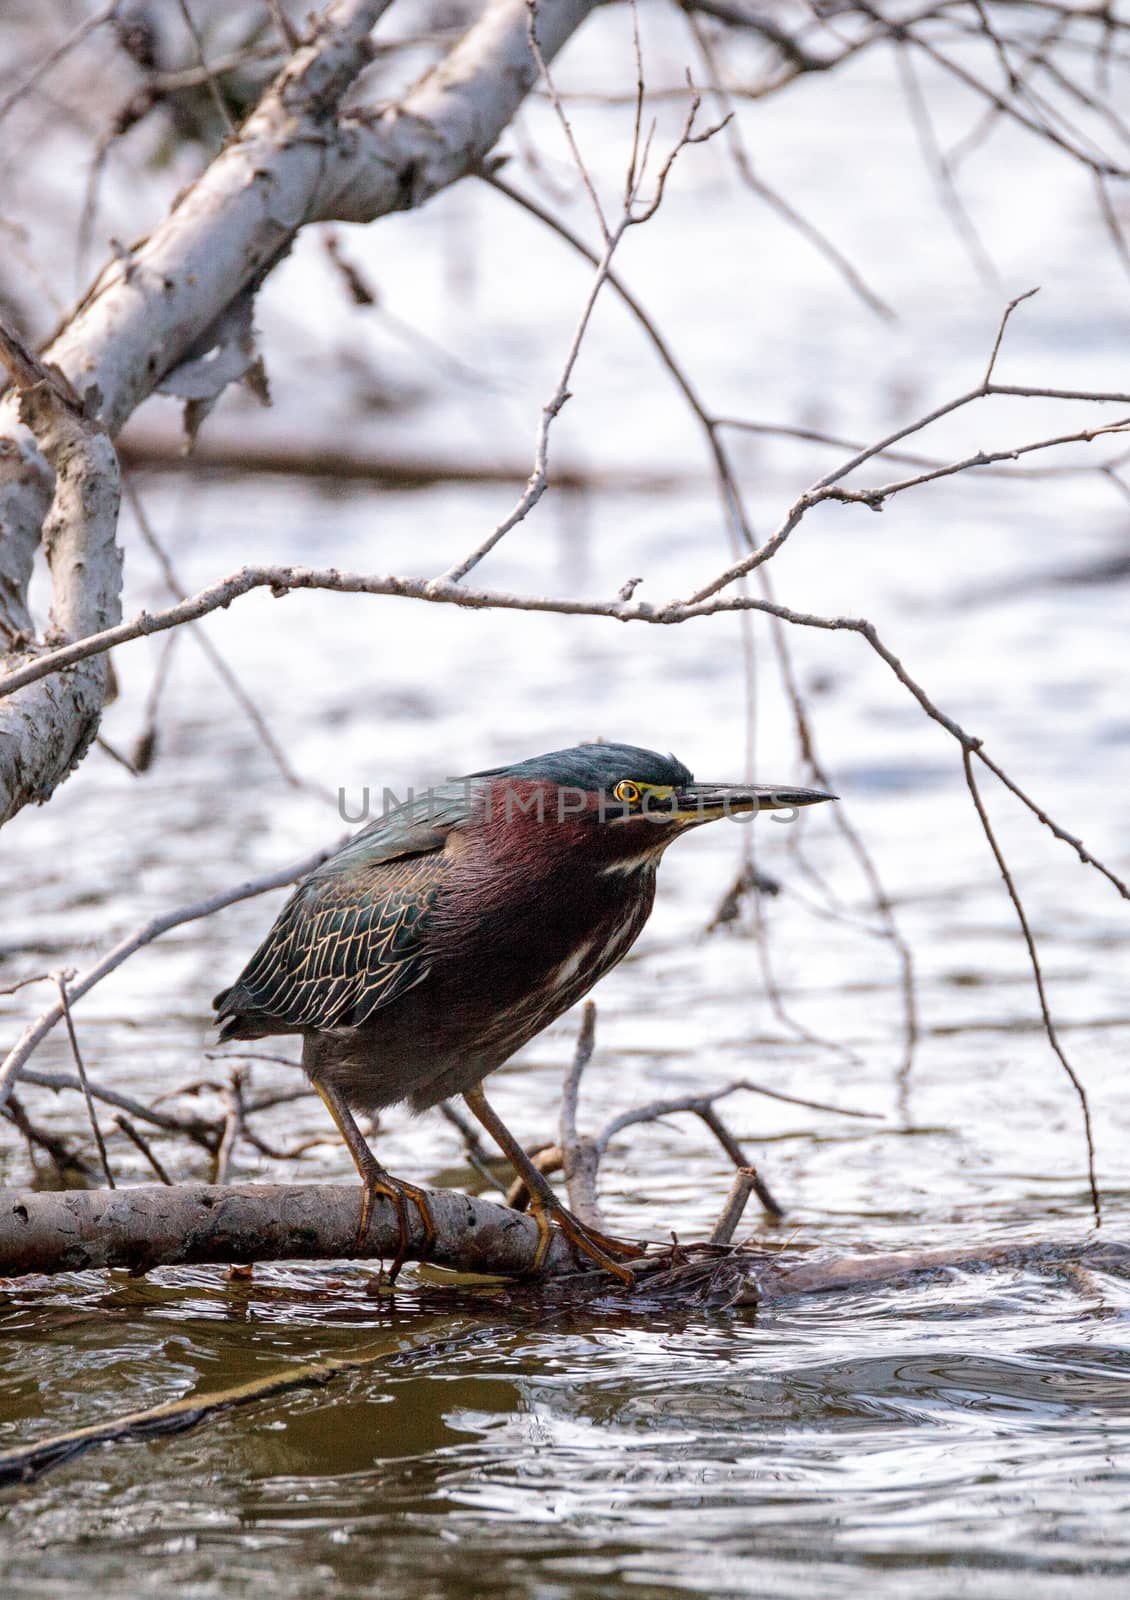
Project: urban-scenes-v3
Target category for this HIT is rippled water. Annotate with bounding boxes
[3,6,1130,1595]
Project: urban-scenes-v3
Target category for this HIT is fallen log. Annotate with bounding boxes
[0,1182,570,1280]
[0,1183,1123,1296]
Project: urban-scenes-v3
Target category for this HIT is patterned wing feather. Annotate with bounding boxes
[215,852,444,1036]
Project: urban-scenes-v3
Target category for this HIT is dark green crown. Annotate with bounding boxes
[467,742,693,793]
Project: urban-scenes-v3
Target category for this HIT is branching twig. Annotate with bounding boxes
[684,5,896,317]
[438,75,726,585]
[0,1,122,127]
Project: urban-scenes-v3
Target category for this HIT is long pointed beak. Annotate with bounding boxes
[671,782,836,821]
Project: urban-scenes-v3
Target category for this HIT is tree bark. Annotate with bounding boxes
[0,1182,576,1279]
[0,331,122,823]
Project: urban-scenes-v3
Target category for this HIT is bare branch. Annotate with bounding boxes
[1,1095,99,1186]
[123,477,328,798]
[558,1002,604,1226]
[527,0,609,240]
[684,6,896,317]
[709,1169,759,1244]
[0,1,122,128]
[0,1180,583,1279]
[962,748,1100,1223]
[111,1116,175,1185]
[434,224,622,584]
[213,1068,247,1184]
[894,40,1001,286]
[174,0,237,137]
[984,285,1041,384]
[0,0,603,822]
[54,975,115,1189]
[594,1077,882,1156]
[437,65,728,585]
[19,1070,221,1150]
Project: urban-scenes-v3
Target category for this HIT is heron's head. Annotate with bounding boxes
[464,742,834,867]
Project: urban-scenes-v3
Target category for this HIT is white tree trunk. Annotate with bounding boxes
[0,0,598,826]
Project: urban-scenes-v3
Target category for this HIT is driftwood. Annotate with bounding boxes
[1,1181,1122,1296]
[0,1182,574,1280]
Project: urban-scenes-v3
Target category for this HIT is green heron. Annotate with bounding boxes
[214,743,833,1281]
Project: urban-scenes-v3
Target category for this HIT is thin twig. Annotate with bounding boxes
[123,476,327,797]
[557,1002,604,1226]
[213,1068,246,1183]
[131,629,179,773]
[0,1,122,126]
[437,1101,511,1192]
[0,555,1124,914]
[483,168,919,1076]
[709,1168,758,1243]
[684,5,896,318]
[174,0,237,136]
[698,1105,784,1217]
[264,0,301,52]
[985,286,1040,384]
[894,40,1000,286]
[526,0,609,240]
[0,972,54,998]
[558,999,596,1161]
[113,1115,174,1184]
[54,975,115,1189]
[2,1093,98,1184]
[595,1077,882,1155]
[19,1070,221,1148]
[961,748,1100,1223]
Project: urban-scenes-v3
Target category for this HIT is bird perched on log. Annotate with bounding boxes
[214,743,833,1281]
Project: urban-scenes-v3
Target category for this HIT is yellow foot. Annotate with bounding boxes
[528,1199,638,1286]
[356,1169,438,1283]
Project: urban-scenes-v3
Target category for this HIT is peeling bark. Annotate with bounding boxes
[0,436,52,649]
[0,333,122,824]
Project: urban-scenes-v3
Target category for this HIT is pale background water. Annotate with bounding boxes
[1,2,1129,1595]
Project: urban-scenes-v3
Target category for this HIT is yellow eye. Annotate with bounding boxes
[614,780,640,805]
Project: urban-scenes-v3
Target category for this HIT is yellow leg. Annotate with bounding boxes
[314,1080,436,1282]
[463,1086,640,1285]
